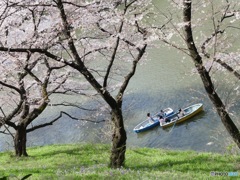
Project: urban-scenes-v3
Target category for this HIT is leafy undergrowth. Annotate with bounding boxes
[0,143,239,179]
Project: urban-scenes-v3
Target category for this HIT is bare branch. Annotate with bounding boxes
[0,80,22,95]
[200,30,224,58]
[215,59,240,80]
[58,111,105,123]
[103,22,123,88]
[26,115,60,133]
[50,102,98,111]
[27,110,105,133]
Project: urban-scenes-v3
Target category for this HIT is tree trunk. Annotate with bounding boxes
[110,109,127,168]
[14,124,28,157]
[199,67,240,147]
[183,1,240,148]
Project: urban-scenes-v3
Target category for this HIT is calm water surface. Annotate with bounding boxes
[0,46,238,153]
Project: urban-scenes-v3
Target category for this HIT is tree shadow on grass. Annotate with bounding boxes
[126,150,236,174]
[29,144,109,158]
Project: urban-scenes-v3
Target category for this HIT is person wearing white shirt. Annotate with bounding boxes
[147,113,155,124]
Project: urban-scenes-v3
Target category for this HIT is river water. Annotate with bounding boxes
[0,1,239,153]
[124,47,239,153]
[1,45,239,153]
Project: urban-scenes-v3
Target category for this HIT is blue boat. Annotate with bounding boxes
[133,108,174,133]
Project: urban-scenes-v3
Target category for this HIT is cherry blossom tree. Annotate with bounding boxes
[182,0,240,148]
[0,53,68,156]
[0,0,157,168]
[157,0,240,148]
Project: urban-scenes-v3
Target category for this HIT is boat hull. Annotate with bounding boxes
[133,119,160,133]
[160,103,203,128]
[133,108,174,133]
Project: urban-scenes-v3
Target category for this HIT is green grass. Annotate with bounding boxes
[0,143,239,179]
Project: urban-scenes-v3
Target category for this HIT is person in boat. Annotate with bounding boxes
[158,114,170,123]
[165,117,171,123]
[177,108,185,118]
[159,110,166,118]
[157,110,171,123]
[158,115,165,124]
[147,113,155,124]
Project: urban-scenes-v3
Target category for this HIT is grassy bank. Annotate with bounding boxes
[0,143,239,179]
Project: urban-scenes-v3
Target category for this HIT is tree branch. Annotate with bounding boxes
[50,102,98,111]
[27,110,105,133]
[0,107,15,138]
[103,21,124,88]
[201,30,224,58]
[215,59,240,80]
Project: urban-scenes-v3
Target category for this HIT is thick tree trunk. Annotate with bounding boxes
[183,1,240,148]
[110,109,127,168]
[14,124,28,157]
